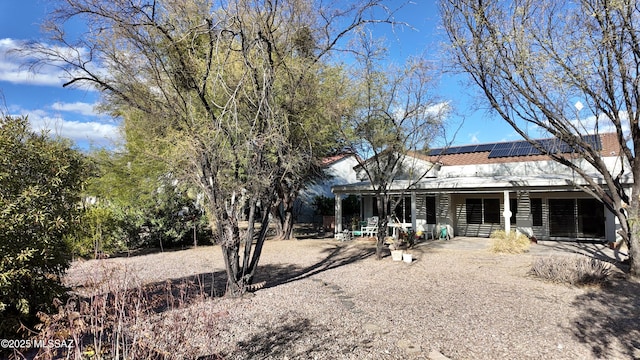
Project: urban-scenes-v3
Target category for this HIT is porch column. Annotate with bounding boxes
[335,194,342,235]
[503,190,511,233]
[411,192,417,231]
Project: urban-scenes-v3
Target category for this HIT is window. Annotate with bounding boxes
[530,198,543,226]
[466,198,501,224]
[509,198,518,224]
[484,199,501,224]
[393,196,411,223]
[466,199,483,224]
[425,196,436,224]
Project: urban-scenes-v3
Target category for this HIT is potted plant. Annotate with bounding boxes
[388,236,408,261]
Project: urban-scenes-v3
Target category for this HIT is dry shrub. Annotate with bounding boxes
[19,262,225,360]
[529,256,611,286]
[490,230,531,254]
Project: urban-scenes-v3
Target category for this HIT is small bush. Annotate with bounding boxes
[529,256,611,286]
[24,263,224,360]
[490,230,531,254]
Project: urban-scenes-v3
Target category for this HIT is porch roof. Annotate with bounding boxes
[331,173,633,195]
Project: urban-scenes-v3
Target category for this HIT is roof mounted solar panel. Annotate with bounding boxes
[457,145,478,154]
[510,142,531,156]
[474,144,495,152]
[488,142,515,158]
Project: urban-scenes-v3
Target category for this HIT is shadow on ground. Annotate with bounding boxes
[226,318,339,358]
[571,277,640,358]
[535,240,630,273]
[117,242,375,314]
[253,244,376,288]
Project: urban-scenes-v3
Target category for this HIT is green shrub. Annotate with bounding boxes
[0,116,89,338]
[529,256,611,286]
[490,230,531,254]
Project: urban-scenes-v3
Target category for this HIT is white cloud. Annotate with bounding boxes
[0,38,67,86]
[10,106,120,147]
[0,38,99,89]
[51,101,98,116]
[468,132,479,144]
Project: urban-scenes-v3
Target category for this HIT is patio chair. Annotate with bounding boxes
[363,216,378,237]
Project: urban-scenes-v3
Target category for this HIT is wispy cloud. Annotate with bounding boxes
[0,38,68,86]
[51,101,98,116]
[10,106,120,147]
[0,38,100,89]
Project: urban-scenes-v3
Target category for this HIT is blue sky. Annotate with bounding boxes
[0,0,517,151]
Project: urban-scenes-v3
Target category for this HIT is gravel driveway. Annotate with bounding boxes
[65,236,640,359]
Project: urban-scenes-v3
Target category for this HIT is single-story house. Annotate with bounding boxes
[331,133,632,242]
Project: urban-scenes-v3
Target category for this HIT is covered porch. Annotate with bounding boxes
[331,175,618,243]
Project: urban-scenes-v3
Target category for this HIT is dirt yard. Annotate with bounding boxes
[64,237,640,359]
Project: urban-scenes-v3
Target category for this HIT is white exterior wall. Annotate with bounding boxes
[298,156,360,222]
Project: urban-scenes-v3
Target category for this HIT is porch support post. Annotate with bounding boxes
[335,194,342,235]
[411,192,417,232]
[503,190,511,234]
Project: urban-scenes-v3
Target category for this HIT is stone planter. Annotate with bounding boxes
[402,253,413,263]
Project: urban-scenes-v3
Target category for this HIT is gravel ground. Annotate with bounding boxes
[65,237,640,360]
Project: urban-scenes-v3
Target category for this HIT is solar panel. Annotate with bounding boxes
[489,148,512,158]
[427,134,602,159]
[510,142,531,156]
[474,144,495,152]
[492,142,512,150]
[488,143,515,158]
[457,145,478,154]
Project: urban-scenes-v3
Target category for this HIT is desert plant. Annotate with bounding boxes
[26,262,223,360]
[529,256,612,286]
[490,230,531,254]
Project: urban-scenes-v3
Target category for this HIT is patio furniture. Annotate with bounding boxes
[351,220,368,237]
[361,216,379,237]
[335,229,352,242]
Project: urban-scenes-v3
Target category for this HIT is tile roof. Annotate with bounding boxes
[426,133,621,166]
[321,152,356,167]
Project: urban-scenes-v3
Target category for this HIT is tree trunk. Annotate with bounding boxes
[218,214,243,297]
[218,196,274,297]
[375,195,389,260]
[270,201,284,239]
[271,192,296,240]
[627,197,640,276]
[280,193,295,240]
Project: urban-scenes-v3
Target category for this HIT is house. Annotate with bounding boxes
[331,133,631,242]
[296,153,360,223]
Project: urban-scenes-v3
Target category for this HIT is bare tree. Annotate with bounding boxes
[25,0,399,294]
[341,30,448,259]
[440,0,640,274]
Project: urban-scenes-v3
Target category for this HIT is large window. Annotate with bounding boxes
[548,198,605,238]
[466,198,501,224]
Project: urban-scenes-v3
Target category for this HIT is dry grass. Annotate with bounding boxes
[490,230,531,254]
[529,256,612,286]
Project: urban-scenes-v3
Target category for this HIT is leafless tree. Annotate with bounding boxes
[341,30,449,259]
[440,0,640,274]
